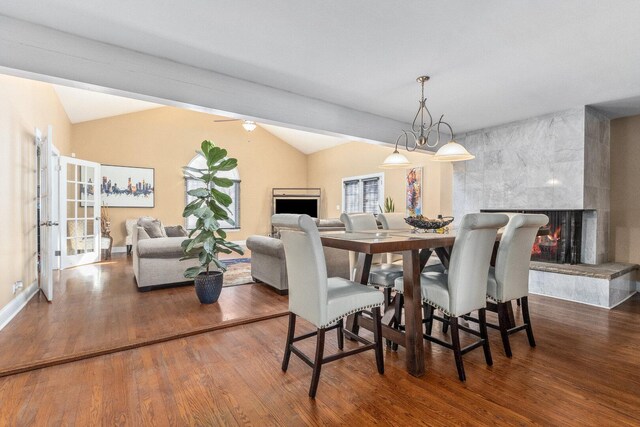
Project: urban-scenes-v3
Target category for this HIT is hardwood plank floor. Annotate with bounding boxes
[0,292,638,425]
[0,254,287,376]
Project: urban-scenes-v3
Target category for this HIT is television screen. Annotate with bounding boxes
[274,198,318,217]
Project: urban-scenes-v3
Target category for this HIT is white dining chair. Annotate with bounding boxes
[280,214,384,398]
[340,213,403,310]
[377,213,410,264]
[394,213,509,381]
[487,213,548,357]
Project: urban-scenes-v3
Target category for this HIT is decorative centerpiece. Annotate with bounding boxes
[181,140,244,304]
[405,215,454,233]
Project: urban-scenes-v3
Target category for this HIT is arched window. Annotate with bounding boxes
[185,155,241,230]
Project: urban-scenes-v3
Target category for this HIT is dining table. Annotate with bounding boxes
[319,228,495,377]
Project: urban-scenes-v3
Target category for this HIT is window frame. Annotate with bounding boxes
[341,172,384,214]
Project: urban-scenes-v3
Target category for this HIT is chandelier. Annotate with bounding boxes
[380,75,474,168]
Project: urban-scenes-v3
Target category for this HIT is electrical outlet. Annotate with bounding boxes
[12,281,23,294]
[336,205,340,211]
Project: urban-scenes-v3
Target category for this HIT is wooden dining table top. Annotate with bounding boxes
[320,229,470,253]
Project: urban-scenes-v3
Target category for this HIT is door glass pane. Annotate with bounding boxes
[67,182,76,200]
[78,204,86,222]
[86,219,95,236]
[86,166,95,182]
[67,220,77,237]
[67,163,76,182]
[86,184,95,201]
[86,205,95,220]
[79,166,87,184]
[85,237,94,253]
[66,201,76,219]
[66,238,77,256]
[76,237,85,254]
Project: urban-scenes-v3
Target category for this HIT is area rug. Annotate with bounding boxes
[221,257,254,287]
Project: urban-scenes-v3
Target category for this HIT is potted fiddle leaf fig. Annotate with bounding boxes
[181,140,244,303]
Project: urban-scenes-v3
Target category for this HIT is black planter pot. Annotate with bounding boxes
[194,271,224,304]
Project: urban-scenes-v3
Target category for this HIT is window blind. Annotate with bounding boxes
[362,177,380,214]
[343,180,361,213]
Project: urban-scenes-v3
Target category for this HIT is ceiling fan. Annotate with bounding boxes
[214,118,257,132]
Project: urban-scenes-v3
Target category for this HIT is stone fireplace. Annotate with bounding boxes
[450,107,638,308]
[452,106,610,265]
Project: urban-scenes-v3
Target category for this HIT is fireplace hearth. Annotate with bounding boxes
[481,210,583,264]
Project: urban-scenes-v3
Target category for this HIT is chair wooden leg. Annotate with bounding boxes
[521,296,536,348]
[391,294,403,351]
[383,288,392,311]
[337,318,344,350]
[478,308,493,366]
[497,302,513,358]
[309,328,326,398]
[516,298,521,307]
[449,317,466,382]
[282,313,296,371]
[423,304,434,335]
[372,307,385,374]
[442,314,450,334]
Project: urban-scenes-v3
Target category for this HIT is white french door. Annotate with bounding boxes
[60,156,101,269]
[37,126,55,300]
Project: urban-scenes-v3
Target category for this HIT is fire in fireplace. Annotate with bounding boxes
[481,209,583,264]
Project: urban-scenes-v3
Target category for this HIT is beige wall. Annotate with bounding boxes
[307,142,453,219]
[71,107,308,246]
[0,74,72,310]
[610,114,640,264]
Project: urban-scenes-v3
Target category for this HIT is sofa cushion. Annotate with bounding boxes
[165,225,188,237]
[246,235,285,258]
[137,237,187,258]
[138,218,167,238]
[317,218,344,228]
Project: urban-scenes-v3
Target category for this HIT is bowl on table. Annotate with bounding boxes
[404,215,454,233]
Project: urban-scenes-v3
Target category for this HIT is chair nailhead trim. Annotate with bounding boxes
[394,288,455,317]
[486,294,503,303]
[321,302,384,329]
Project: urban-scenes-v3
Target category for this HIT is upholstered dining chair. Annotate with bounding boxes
[377,213,410,264]
[394,213,509,381]
[340,213,404,310]
[486,213,548,357]
[280,214,384,398]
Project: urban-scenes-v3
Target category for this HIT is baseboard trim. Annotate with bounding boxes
[0,309,288,378]
[0,281,39,332]
[111,246,127,254]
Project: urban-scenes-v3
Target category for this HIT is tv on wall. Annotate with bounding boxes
[273,197,319,218]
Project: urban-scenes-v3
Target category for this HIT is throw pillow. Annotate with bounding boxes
[165,225,188,237]
[138,218,165,238]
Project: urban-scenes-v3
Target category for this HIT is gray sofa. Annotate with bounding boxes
[132,225,199,291]
[246,215,350,294]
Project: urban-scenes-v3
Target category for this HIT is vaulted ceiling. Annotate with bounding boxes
[2,1,640,139]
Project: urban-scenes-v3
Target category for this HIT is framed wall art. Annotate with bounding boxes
[405,166,422,216]
[100,164,155,208]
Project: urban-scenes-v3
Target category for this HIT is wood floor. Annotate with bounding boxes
[0,254,287,376]
[0,288,638,425]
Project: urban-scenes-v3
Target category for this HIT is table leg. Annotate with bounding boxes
[402,250,425,377]
[419,249,433,271]
[434,247,451,268]
[346,253,373,336]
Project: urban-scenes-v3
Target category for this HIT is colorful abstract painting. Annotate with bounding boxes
[101,165,155,207]
[405,167,422,216]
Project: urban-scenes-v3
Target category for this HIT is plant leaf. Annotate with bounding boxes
[187,188,210,198]
[211,177,234,188]
[184,266,203,279]
[214,158,237,171]
[211,188,232,206]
